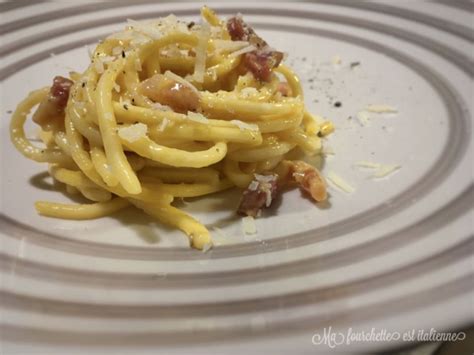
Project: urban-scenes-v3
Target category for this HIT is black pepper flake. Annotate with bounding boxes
[6,110,12,114]
[122,51,126,58]
[123,71,126,74]
[350,61,360,68]
[81,82,85,88]
[124,104,129,110]
[334,101,342,108]
[131,98,135,103]
[187,21,195,29]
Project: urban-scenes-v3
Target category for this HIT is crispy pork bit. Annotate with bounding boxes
[278,160,327,202]
[227,17,247,41]
[227,16,284,82]
[244,51,284,82]
[237,174,278,217]
[276,82,292,97]
[139,74,199,113]
[33,76,73,129]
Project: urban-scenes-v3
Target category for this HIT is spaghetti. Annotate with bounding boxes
[10,7,333,250]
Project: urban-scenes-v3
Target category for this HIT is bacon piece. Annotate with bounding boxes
[276,82,292,97]
[33,76,73,129]
[227,16,284,82]
[139,74,199,113]
[244,51,284,82]
[227,17,247,41]
[277,160,327,202]
[237,174,278,217]
[50,76,74,111]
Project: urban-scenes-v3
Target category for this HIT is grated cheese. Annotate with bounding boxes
[164,70,200,95]
[255,174,277,183]
[327,171,355,193]
[367,104,398,113]
[202,242,213,253]
[331,55,342,65]
[187,111,209,124]
[230,119,259,131]
[114,83,121,93]
[242,216,257,235]
[248,180,259,191]
[229,44,257,58]
[151,102,172,111]
[240,87,259,98]
[134,57,142,72]
[158,118,169,132]
[112,46,124,56]
[265,189,272,207]
[127,18,163,39]
[94,59,104,74]
[193,22,211,83]
[354,161,401,178]
[354,161,381,169]
[118,123,147,142]
[213,39,249,53]
[356,111,370,126]
[373,164,401,178]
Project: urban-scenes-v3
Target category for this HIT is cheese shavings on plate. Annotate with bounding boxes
[366,104,398,113]
[354,161,401,178]
[326,171,355,193]
[242,216,257,235]
[117,123,148,142]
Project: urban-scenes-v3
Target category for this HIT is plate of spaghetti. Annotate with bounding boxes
[1,2,472,354]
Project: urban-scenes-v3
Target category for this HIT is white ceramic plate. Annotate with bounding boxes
[1,1,473,353]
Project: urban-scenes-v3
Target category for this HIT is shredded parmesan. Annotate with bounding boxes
[164,70,200,95]
[240,87,259,98]
[373,164,400,178]
[213,39,249,53]
[127,18,164,39]
[158,118,169,132]
[112,46,124,56]
[242,216,257,235]
[327,171,355,193]
[118,123,147,142]
[354,161,401,178]
[134,57,142,71]
[248,180,259,191]
[354,161,381,169]
[94,59,104,74]
[151,102,172,111]
[331,55,342,65]
[230,119,259,131]
[202,242,213,253]
[230,44,257,58]
[367,104,398,113]
[255,174,277,183]
[193,22,210,83]
[357,111,370,126]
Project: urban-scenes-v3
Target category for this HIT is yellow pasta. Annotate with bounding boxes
[9,7,332,250]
